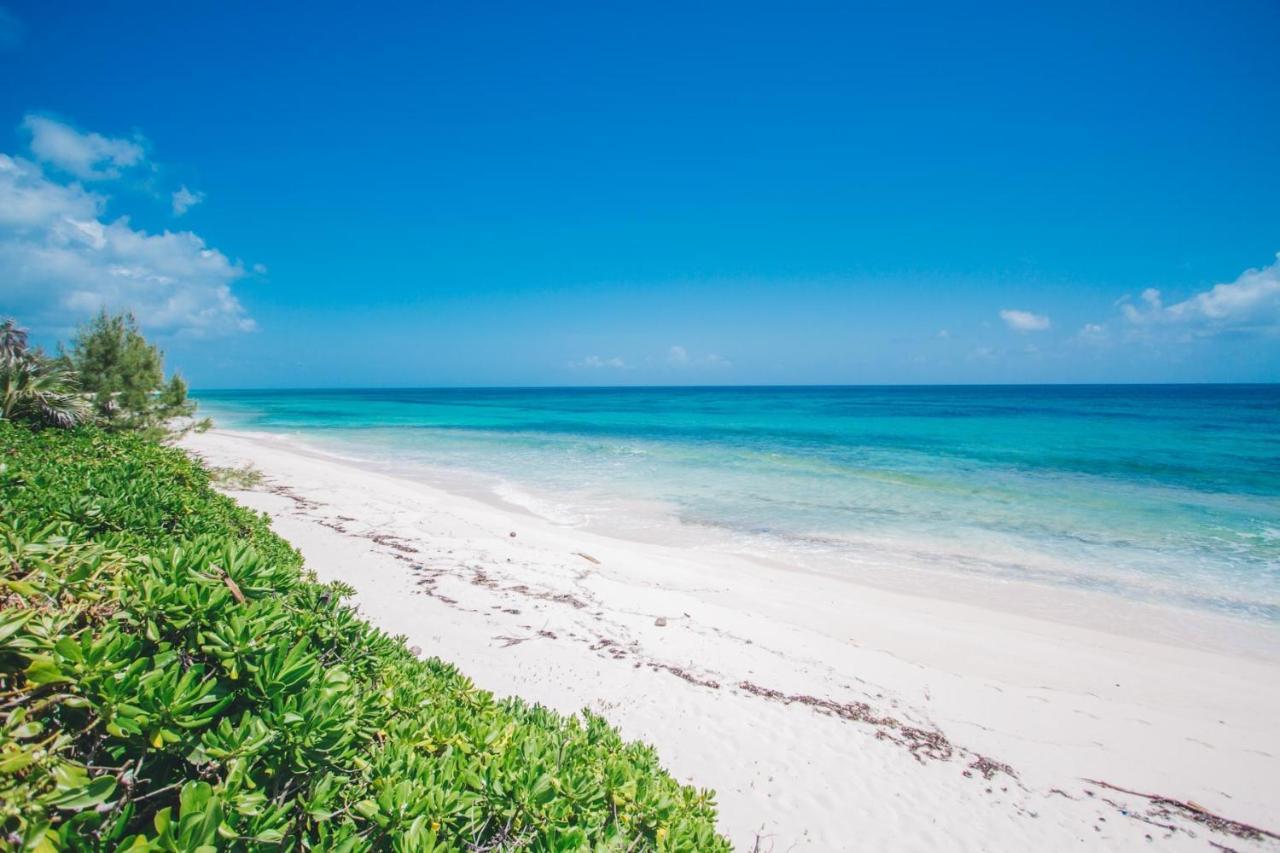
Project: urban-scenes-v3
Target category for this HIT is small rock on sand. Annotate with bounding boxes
[654,616,667,627]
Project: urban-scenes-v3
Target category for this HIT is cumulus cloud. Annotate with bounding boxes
[0,151,254,336]
[570,355,626,369]
[999,309,1051,332]
[171,185,204,216]
[23,115,147,182]
[23,115,146,181]
[1121,254,1280,337]
[666,345,688,365]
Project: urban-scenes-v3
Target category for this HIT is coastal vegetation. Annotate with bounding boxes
[208,463,266,490]
[64,311,204,439]
[0,421,729,850]
[0,310,726,849]
[0,320,89,430]
[1,312,204,440]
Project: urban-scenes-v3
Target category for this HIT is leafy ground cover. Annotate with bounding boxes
[0,423,730,851]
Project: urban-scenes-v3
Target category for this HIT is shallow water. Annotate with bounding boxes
[195,385,1280,624]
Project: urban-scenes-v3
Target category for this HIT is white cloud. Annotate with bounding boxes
[1122,254,1280,337]
[999,308,1051,332]
[665,344,731,369]
[1075,322,1108,345]
[0,155,101,227]
[22,114,145,180]
[936,329,951,339]
[570,346,730,372]
[0,152,254,336]
[570,355,626,369]
[171,185,204,216]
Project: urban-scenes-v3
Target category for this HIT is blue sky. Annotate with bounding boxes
[1,1,1278,386]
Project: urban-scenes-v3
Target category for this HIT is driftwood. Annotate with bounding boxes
[211,565,246,604]
[1083,778,1280,842]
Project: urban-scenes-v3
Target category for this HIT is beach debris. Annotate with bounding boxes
[509,531,517,537]
[648,663,721,689]
[468,567,590,608]
[495,630,556,648]
[210,565,247,604]
[506,583,589,609]
[1083,778,1280,843]
[409,645,422,656]
[965,755,1014,780]
[587,637,628,659]
[574,552,601,564]
[367,532,418,553]
[471,568,500,589]
[264,482,322,510]
[736,680,961,764]
[654,616,667,627]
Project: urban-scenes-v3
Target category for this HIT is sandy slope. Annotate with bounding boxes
[183,428,1280,852]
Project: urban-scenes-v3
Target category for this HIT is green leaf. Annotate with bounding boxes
[25,657,69,686]
[0,751,34,774]
[47,776,117,810]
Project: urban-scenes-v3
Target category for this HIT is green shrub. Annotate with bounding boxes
[207,465,265,490]
[0,423,729,851]
[64,311,198,437]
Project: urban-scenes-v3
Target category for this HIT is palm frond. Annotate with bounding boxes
[0,354,90,428]
[0,318,30,360]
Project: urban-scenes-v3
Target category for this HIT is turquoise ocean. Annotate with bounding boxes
[195,385,1280,626]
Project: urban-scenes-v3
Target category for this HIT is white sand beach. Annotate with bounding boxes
[183,427,1280,852]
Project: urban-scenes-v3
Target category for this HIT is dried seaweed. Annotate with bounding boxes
[1083,778,1280,843]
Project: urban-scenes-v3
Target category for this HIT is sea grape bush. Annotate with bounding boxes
[0,424,730,851]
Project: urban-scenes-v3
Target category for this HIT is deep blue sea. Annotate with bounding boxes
[195,385,1280,624]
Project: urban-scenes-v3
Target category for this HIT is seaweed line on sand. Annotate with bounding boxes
[264,482,323,511]
[1082,778,1280,844]
[736,680,963,765]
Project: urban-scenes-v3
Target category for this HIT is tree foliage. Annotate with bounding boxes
[0,320,89,429]
[66,312,197,434]
[0,423,730,851]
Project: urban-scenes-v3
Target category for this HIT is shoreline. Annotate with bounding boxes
[204,424,1280,663]
[183,426,1280,850]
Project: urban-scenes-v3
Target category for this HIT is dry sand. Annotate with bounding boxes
[183,427,1280,852]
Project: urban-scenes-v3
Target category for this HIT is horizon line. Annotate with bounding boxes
[191,381,1280,394]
